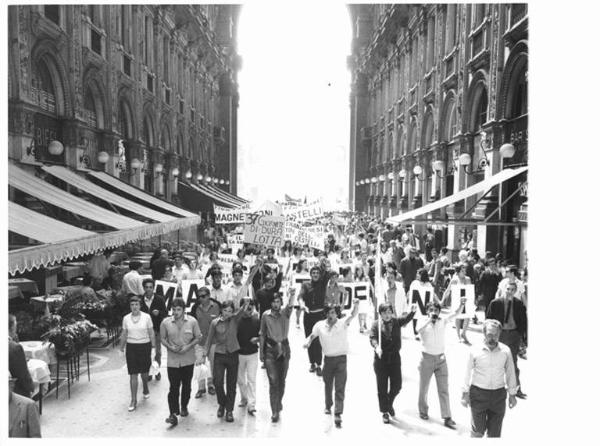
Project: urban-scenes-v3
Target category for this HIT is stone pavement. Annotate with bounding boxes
[38,310,530,438]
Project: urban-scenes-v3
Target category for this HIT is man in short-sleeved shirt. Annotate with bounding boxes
[160,298,201,426]
[304,300,359,428]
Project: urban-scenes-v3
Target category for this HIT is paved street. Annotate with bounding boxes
[38,310,530,438]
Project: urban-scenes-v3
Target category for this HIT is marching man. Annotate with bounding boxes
[304,299,360,428]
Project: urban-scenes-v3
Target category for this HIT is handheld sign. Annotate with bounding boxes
[214,205,247,225]
[181,279,205,309]
[154,281,179,311]
[451,284,476,318]
[410,284,434,317]
[243,214,285,249]
[341,281,371,310]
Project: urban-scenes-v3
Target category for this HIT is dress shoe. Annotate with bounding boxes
[208,385,216,395]
[516,390,527,399]
[316,366,323,377]
[334,414,342,428]
[143,392,150,400]
[324,408,332,415]
[217,406,225,418]
[419,413,429,420]
[165,414,178,426]
[180,407,189,417]
[444,418,456,429]
[248,408,256,416]
[382,413,390,424]
[309,363,316,373]
[225,411,234,422]
[239,399,248,407]
[271,412,280,423]
[388,407,395,417]
[195,389,204,399]
[148,375,153,381]
[155,372,161,381]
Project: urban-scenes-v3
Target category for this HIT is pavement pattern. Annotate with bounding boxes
[38,310,531,438]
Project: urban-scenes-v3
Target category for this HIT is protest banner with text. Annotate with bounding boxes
[243,214,286,249]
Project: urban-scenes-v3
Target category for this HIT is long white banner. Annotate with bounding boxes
[283,199,324,222]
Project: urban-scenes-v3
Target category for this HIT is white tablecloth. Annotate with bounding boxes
[20,341,57,365]
[28,358,51,397]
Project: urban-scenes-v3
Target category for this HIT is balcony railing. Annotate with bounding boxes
[30,87,56,114]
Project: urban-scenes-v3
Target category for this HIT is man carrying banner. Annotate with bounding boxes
[408,268,439,340]
[260,289,296,423]
[140,278,168,381]
[303,299,359,428]
[415,299,466,429]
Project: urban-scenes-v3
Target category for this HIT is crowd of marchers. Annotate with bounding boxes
[8,212,528,438]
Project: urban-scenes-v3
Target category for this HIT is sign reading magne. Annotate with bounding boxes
[214,204,247,225]
[243,214,286,249]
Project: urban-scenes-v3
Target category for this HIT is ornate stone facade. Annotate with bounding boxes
[348,4,528,263]
[8,4,241,201]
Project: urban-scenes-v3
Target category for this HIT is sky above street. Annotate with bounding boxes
[237,1,352,208]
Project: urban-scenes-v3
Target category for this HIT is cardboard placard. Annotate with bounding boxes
[410,284,435,317]
[154,281,179,311]
[451,284,476,318]
[214,205,247,225]
[283,200,324,222]
[243,214,285,249]
[181,279,205,308]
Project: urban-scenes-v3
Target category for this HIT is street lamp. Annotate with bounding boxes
[398,169,406,179]
[171,167,180,177]
[154,163,163,174]
[205,176,212,183]
[130,158,142,173]
[185,170,192,180]
[196,173,203,181]
[97,151,110,164]
[48,140,64,156]
[500,143,516,159]
[432,159,445,178]
[411,164,426,181]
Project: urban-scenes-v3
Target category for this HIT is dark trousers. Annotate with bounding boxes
[500,329,521,388]
[264,346,290,414]
[167,364,194,415]
[323,355,347,415]
[373,353,402,413]
[213,352,239,411]
[469,386,507,438]
[303,311,324,366]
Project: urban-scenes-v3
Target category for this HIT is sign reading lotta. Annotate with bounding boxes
[243,214,286,249]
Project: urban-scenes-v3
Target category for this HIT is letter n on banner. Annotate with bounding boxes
[154,281,179,311]
[181,279,204,308]
[411,288,432,316]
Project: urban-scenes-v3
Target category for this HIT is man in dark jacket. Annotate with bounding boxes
[8,314,34,398]
[486,282,527,399]
[399,248,425,293]
[140,278,168,380]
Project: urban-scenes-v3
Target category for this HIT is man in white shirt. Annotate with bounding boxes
[495,265,526,302]
[225,266,259,308]
[416,299,466,429]
[461,319,518,438]
[121,261,144,297]
[382,270,407,317]
[209,270,227,304]
[172,254,190,288]
[304,299,359,428]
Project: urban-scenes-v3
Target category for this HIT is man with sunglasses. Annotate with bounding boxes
[140,278,167,381]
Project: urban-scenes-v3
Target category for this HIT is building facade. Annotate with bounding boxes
[8,4,241,204]
[348,4,528,264]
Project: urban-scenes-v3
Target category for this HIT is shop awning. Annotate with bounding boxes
[8,215,202,275]
[42,165,176,223]
[202,184,245,207]
[204,184,249,206]
[386,166,528,224]
[9,201,95,243]
[9,163,143,229]
[86,170,199,218]
[189,182,239,208]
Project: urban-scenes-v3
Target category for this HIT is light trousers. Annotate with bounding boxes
[237,352,258,409]
[418,352,451,419]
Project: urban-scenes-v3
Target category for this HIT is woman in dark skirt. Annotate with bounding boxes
[119,295,155,411]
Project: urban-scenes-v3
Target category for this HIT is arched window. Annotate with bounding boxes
[407,121,418,154]
[396,125,405,157]
[83,89,97,128]
[510,69,527,119]
[160,125,171,152]
[475,89,488,131]
[32,60,57,114]
[119,101,133,139]
[422,112,434,149]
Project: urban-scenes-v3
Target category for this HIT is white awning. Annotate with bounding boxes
[386,166,528,224]
[190,182,239,207]
[9,201,95,243]
[86,170,199,218]
[205,184,249,206]
[9,163,143,229]
[204,184,246,207]
[42,165,175,223]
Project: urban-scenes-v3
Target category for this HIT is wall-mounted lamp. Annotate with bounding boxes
[398,169,406,179]
[458,152,474,174]
[219,179,225,185]
[364,178,371,184]
[499,143,516,159]
[185,170,193,180]
[370,176,377,183]
[478,131,492,168]
[411,164,426,181]
[171,167,180,177]
[225,180,230,185]
[197,173,204,181]
[97,151,110,164]
[48,140,64,156]
[205,176,212,183]
[378,174,385,182]
[154,163,163,174]
[26,138,37,159]
[130,158,142,173]
[432,160,445,178]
